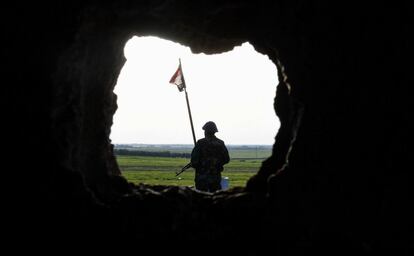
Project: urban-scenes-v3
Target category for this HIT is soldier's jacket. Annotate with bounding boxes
[191,136,230,175]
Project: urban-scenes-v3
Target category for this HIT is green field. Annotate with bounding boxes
[117,155,263,188]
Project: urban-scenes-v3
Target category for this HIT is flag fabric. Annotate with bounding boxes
[169,63,186,92]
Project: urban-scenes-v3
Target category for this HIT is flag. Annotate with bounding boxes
[169,63,186,92]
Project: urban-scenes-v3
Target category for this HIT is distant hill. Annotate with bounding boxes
[114,144,272,159]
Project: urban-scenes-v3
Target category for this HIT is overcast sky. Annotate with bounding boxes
[110,36,280,145]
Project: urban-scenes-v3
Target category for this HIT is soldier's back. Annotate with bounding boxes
[196,137,228,174]
[198,137,225,155]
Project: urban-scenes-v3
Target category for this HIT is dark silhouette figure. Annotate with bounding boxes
[191,121,230,192]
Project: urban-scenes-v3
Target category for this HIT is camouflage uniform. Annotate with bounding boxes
[191,136,230,192]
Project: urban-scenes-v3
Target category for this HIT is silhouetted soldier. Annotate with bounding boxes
[191,121,230,192]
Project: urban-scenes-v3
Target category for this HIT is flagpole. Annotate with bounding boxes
[184,87,197,145]
[180,58,197,145]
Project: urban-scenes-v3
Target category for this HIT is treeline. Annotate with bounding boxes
[114,149,190,158]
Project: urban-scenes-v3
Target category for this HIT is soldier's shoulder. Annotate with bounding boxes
[196,138,208,144]
[213,138,225,147]
[213,137,226,145]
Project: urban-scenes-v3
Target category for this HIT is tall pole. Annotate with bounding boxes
[180,58,197,145]
[184,87,197,145]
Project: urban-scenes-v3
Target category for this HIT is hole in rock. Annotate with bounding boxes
[110,36,280,189]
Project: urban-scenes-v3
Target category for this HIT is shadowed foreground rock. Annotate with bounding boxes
[4,1,412,253]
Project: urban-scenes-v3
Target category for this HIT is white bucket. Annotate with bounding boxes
[221,176,229,190]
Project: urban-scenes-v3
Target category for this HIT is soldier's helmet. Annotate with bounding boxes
[202,121,218,133]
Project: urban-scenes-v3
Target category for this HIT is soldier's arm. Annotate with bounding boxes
[222,143,230,165]
[191,142,201,168]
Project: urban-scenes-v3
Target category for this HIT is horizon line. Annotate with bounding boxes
[113,142,273,146]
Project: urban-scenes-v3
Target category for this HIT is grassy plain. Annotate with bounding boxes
[117,155,263,188]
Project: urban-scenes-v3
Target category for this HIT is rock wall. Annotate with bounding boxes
[4,1,411,252]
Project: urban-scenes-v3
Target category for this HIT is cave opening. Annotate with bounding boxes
[110,36,280,190]
[6,1,408,248]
